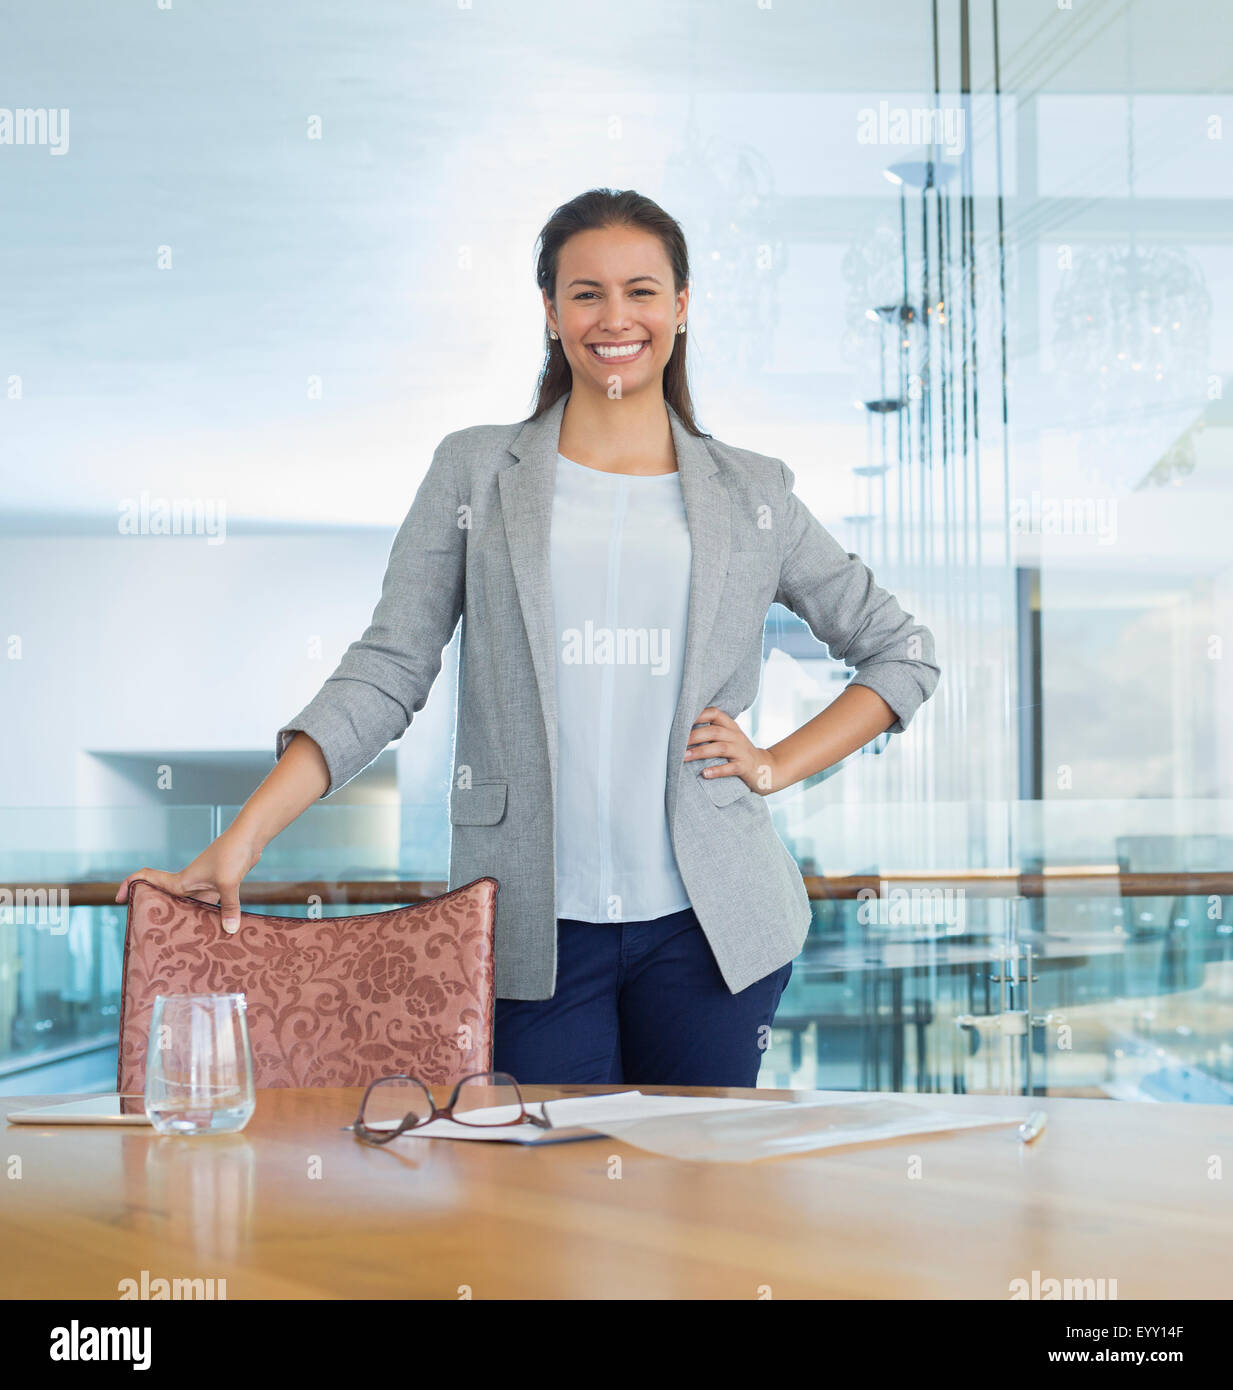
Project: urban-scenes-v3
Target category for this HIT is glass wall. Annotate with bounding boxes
[2,0,1230,1100]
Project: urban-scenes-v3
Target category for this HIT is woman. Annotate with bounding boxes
[117,188,940,1088]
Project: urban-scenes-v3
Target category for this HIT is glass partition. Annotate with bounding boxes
[3,0,1230,1103]
[3,798,1230,1099]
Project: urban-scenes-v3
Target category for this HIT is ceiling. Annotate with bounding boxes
[2,0,1230,564]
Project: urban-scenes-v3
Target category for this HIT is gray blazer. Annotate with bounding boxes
[276,391,940,999]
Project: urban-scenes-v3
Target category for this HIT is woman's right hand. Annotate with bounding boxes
[114,830,263,935]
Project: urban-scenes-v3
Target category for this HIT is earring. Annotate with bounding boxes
[676,323,686,334]
[549,329,559,340]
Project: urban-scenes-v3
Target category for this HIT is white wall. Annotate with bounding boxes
[0,530,459,873]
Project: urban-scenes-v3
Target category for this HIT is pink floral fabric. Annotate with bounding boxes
[118,876,497,1091]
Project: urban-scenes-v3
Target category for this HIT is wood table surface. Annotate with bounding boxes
[3,1085,1231,1299]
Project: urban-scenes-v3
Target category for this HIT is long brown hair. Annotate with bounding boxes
[526,188,710,437]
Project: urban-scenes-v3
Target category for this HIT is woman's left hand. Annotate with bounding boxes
[684,707,780,795]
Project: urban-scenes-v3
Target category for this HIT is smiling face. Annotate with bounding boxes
[543,224,689,401]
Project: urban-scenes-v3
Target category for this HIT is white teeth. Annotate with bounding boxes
[591,342,647,358]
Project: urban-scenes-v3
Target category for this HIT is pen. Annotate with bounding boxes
[1017,1109,1047,1144]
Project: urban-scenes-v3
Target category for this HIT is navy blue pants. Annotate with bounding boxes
[493,906,794,1087]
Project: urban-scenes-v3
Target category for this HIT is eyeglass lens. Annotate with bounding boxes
[450,1072,526,1126]
[360,1077,434,1132]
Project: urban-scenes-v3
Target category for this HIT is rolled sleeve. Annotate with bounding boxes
[772,459,940,734]
[274,432,467,797]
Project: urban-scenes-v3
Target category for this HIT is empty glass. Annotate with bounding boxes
[144,994,256,1135]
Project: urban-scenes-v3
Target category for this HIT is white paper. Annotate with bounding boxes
[581,1097,1025,1162]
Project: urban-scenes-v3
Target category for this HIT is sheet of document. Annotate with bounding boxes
[582,1096,1026,1161]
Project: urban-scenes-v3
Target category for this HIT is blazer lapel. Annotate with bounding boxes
[664,405,730,819]
[500,391,730,811]
[500,395,567,801]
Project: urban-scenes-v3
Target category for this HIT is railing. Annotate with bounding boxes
[3,837,1231,1099]
[5,869,1232,904]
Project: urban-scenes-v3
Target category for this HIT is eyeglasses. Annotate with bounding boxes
[351,1070,555,1145]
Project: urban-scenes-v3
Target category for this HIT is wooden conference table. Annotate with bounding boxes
[3,1085,1231,1299]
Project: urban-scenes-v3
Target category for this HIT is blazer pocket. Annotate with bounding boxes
[700,770,753,805]
[449,779,508,825]
[721,549,776,609]
[724,549,772,580]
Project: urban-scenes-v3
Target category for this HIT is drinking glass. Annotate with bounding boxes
[144,993,256,1135]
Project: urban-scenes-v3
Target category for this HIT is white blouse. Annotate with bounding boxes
[550,451,694,923]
